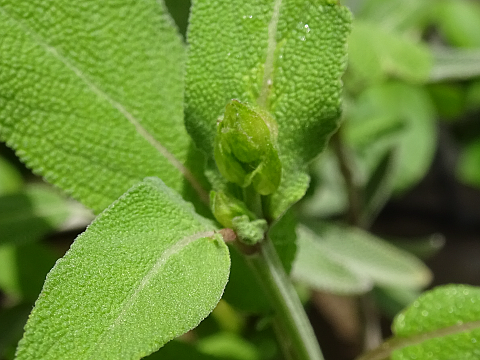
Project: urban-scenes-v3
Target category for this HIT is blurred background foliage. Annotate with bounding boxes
[1,0,480,359]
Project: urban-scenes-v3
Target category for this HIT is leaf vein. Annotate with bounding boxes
[0,6,208,203]
[88,230,216,358]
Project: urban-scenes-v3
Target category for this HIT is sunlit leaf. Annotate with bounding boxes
[16,178,230,359]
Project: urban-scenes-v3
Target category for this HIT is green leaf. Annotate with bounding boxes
[292,226,372,295]
[301,223,432,289]
[0,185,74,246]
[430,49,480,82]
[0,156,22,195]
[0,303,31,359]
[222,246,271,314]
[346,82,436,192]
[457,140,480,188]
[145,340,222,360]
[359,285,480,360]
[185,0,351,219]
[16,178,230,360]
[268,209,297,273]
[373,286,421,318]
[0,242,58,302]
[356,0,433,33]
[299,151,348,218]
[347,20,432,85]
[197,332,261,360]
[0,0,208,214]
[434,0,480,48]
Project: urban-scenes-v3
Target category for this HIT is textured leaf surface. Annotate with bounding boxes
[0,185,71,246]
[16,178,230,360]
[185,0,351,219]
[0,0,207,213]
[359,285,480,360]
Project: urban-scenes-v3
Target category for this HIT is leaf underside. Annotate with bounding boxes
[15,178,230,360]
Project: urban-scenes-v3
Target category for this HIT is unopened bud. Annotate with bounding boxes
[214,100,282,195]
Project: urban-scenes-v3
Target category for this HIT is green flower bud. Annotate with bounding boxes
[214,100,282,195]
[210,191,267,245]
[210,190,255,229]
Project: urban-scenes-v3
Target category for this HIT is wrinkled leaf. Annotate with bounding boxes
[185,0,351,219]
[0,0,207,213]
[0,185,73,246]
[359,285,480,360]
[16,178,230,360]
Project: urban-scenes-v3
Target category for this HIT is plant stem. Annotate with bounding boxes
[247,237,324,360]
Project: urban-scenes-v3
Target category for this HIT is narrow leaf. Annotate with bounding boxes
[358,285,480,360]
[430,49,480,82]
[16,178,230,360]
[185,0,351,219]
[0,0,207,213]
[302,223,432,289]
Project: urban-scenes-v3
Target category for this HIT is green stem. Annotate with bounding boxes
[246,238,324,360]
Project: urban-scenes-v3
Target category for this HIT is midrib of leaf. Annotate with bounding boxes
[0,6,209,204]
[257,0,282,108]
[357,319,480,360]
[79,230,216,359]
